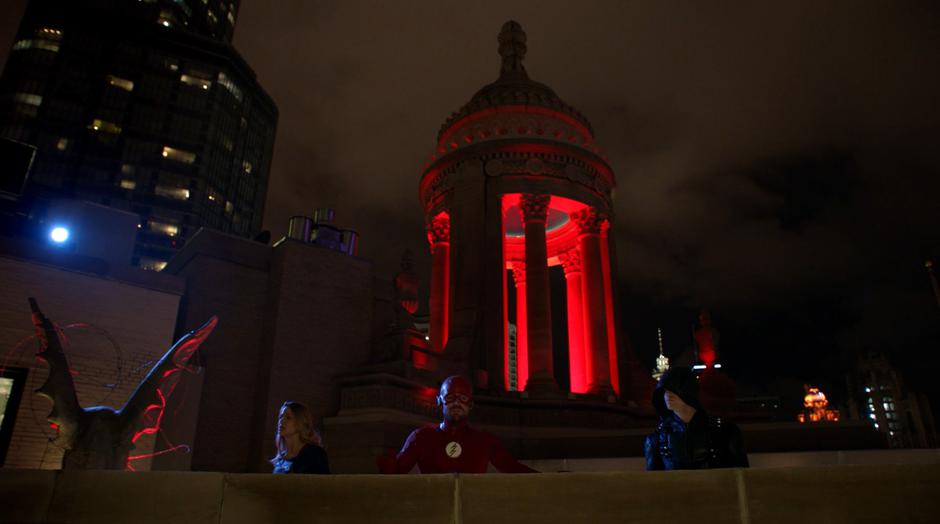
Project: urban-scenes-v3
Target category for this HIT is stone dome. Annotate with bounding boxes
[436,21,595,145]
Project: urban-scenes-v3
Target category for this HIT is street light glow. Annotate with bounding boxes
[50,226,70,243]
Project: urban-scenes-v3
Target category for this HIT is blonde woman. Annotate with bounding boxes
[271,401,330,474]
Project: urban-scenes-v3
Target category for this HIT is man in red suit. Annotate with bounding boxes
[378,375,537,473]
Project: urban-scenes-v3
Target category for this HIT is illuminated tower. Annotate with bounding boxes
[652,328,670,380]
[420,21,626,397]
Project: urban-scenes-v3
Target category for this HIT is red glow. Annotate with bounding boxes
[513,264,529,391]
[564,265,587,393]
[126,316,218,469]
[427,211,450,355]
[600,223,619,396]
[132,388,167,445]
[695,335,717,367]
[503,243,511,391]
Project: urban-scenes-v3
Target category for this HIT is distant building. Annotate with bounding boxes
[0,0,277,270]
[846,350,938,448]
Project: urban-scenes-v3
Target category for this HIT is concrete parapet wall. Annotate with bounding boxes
[2,464,939,523]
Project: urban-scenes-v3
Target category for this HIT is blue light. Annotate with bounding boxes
[50,226,70,243]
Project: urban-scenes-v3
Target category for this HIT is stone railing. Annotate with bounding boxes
[2,464,938,523]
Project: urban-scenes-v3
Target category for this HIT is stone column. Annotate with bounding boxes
[511,263,528,391]
[519,194,557,391]
[600,221,619,394]
[560,249,588,394]
[427,214,450,353]
[571,208,612,395]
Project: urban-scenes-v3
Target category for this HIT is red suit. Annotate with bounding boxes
[385,420,535,473]
[378,375,536,474]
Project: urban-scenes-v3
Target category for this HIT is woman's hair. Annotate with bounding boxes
[271,401,322,464]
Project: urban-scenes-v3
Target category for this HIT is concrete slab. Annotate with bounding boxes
[220,473,455,524]
[459,470,743,524]
[743,464,940,524]
[0,469,57,523]
[45,470,225,524]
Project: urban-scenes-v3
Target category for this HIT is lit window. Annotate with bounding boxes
[56,138,69,151]
[180,74,212,90]
[13,39,59,52]
[158,10,177,27]
[36,27,62,40]
[227,11,235,24]
[225,201,234,214]
[121,164,135,175]
[155,185,191,200]
[106,75,134,92]
[161,146,196,164]
[14,93,42,106]
[0,376,13,427]
[1,369,28,432]
[165,59,180,72]
[207,9,218,24]
[217,71,242,101]
[242,160,253,174]
[139,257,168,271]
[120,179,136,190]
[150,221,179,236]
[88,118,122,134]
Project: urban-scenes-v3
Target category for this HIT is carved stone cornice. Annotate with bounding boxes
[518,194,550,223]
[511,262,526,285]
[427,215,450,245]
[559,249,582,275]
[419,149,615,213]
[571,208,607,235]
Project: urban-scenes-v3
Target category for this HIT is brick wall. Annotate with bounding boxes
[0,256,182,470]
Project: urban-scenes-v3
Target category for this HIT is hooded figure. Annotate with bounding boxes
[644,367,749,470]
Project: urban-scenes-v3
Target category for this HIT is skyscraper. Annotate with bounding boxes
[0,0,277,269]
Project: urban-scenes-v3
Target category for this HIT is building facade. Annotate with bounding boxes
[847,350,938,448]
[0,0,277,270]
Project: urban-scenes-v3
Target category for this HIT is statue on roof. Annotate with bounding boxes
[498,20,528,80]
[29,297,217,470]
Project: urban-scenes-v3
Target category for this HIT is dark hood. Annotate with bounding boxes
[652,367,703,418]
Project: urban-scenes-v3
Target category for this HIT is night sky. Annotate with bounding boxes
[3,1,939,413]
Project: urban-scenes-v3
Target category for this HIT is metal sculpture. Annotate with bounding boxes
[29,297,217,469]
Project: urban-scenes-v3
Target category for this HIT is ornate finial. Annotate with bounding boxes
[498,20,528,80]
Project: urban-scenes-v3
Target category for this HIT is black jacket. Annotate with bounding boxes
[645,368,749,470]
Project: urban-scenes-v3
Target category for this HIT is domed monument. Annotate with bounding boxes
[421,21,636,397]
[326,21,652,472]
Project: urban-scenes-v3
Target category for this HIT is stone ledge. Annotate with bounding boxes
[1,464,937,523]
